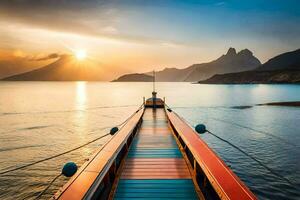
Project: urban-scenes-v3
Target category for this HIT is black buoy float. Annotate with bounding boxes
[195,124,207,134]
[110,127,119,135]
[62,162,78,177]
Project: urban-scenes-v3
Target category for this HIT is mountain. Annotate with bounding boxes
[112,73,153,82]
[0,56,54,79]
[181,48,261,82]
[2,55,105,81]
[255,49,300,71]
[199,49,300,84]
[113,48,261,82]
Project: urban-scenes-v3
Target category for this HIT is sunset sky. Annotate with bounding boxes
[0,0,300,80]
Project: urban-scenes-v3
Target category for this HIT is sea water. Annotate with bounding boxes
[0,82,299,199]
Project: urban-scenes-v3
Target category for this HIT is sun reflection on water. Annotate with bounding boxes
[74,81,88,141]
[76,81,87,109]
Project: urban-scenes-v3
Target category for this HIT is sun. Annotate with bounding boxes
[75,49,87,60]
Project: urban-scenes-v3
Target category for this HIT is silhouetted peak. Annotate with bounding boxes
[226,47,237,56]
[238,49,253,56]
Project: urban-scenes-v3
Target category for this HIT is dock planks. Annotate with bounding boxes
[114,108,198,199]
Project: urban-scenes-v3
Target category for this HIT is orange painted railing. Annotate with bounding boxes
[54,108,144,200]
[166,109,257,200]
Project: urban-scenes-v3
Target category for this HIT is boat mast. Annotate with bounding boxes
[152,70,157,109]
[153,70,155,93]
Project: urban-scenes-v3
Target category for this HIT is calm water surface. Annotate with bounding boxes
[0,82,299,199]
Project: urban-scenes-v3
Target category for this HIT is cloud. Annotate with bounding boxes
[102,26,119,34]
[215,2,225,6]
[5,50,62,61]
[13,50,27,58]
[0,0,184,46]
[28,53,61,61]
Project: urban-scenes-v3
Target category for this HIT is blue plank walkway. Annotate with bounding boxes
[114,108,198,199]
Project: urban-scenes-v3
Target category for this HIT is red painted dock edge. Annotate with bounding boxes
[166,110,257,200]
[53,108,144,200]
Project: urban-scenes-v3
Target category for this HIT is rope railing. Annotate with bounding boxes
[168,105,298,147]
[0,133,111,175]
[0,103,144,176]
[206,130,293,185]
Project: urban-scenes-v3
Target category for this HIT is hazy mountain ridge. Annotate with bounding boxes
[0,56,55,79]
[199,48,300,84]
[113,48,261,82]
[2,55,106,81]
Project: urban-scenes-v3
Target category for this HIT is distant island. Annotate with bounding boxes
[112,73,153,82]
[199,49,300,84]
[257,101,300,107]
[198,70,300,84]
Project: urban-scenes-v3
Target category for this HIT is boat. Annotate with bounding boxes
[53,91,256,200]
[54,71,256,199]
